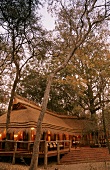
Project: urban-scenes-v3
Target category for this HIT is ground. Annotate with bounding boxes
[0,161,110,170]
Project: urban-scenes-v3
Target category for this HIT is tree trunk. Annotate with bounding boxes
[102,107,110,153]
[29,6,107,167]
[6,28,20,141]
[29,44,81,170]
[99,77,110,153]
[29,73,54,170]
[5,73,19,150]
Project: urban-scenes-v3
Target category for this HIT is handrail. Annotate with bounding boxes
[0,139,70,143]
[0,140,44,143]
[0,139,71,152]
[0,139,71,167]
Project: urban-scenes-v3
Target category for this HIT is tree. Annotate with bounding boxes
[29,0,110,169]
[97,73,110,153]
[17,33,110,118]
[67,39,110,117]
[0,0,45,144]
[17,69,47,104]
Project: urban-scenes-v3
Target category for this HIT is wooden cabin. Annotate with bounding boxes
[0,95,97,152]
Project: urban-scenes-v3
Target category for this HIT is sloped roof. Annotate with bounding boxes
[0,95,95,134]
[63,118,96,134]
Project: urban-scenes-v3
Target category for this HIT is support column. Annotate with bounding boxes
[44,140,48,169]
[57,142,60,164]
[69,140,71,152]
[12,142,17,164]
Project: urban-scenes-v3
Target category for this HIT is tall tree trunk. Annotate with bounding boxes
[5,72,19,150]
[102,107,110,153]
[29,73,54,170]
[29,7,107,166]
[99,76,110,153]
[29,47,78,170]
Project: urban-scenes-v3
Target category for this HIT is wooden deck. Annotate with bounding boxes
[0,147,69,158]
[0,140,71,168]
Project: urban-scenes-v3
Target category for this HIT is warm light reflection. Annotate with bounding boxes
[31,127,35,130]
[14,134,18,141]
[48,130,50,134]
[31,128,35,140]
[18,131,23,140]
[0,133,2,140]
[2,129,6,139]
[47,131,51,141]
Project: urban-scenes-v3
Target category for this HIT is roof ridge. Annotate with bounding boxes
[15,94,39,107]
[14,95,77,119]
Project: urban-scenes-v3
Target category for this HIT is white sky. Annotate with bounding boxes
[39,5,55,30]
[39,2,110,43]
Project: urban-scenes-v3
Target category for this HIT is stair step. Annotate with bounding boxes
[60,147,110,164]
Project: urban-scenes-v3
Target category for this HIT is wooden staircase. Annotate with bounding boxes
[60,147,110,164]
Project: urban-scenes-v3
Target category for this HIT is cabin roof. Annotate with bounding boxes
[0,95,96,134]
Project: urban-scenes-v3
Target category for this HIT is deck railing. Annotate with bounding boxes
[0,139,71,151]
[0,139,71,168]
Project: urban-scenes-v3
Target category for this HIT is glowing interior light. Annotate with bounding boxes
[14,134,18,138]
[48,130,50,134]
[31,127,35,130]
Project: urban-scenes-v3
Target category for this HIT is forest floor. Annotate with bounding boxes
[0,161,110,170]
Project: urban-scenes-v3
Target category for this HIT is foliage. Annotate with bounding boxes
[17,70,47,103]
[0,0,49,110]
[0,0,48,148]
[17,38,110,117]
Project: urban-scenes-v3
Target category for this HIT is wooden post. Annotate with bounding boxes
[44,140,48,169]
[12,142,17,164]
[64,140,65,148]
[69,140,71,152]
[57,142,60,164]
